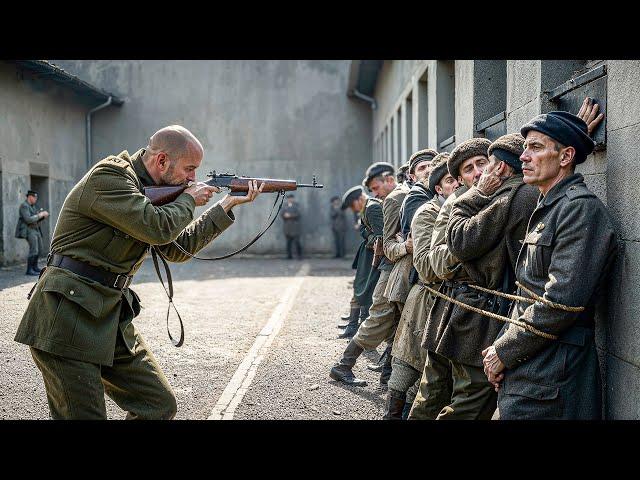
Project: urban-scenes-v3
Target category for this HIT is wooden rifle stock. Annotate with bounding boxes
[143,172,322,206]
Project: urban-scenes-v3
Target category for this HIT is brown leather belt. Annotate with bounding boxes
[47,253,133,290]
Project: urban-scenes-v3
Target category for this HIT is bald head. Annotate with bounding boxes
[146,125,203,159]
[142,125,204,186]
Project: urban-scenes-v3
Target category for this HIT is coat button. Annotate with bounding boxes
[69,290,75,295]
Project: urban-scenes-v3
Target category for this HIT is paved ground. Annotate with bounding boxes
[0,256,387,420]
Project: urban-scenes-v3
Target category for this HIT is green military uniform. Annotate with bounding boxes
[352,197,383,309]
[15,198,46,274]
[15,149,235,419]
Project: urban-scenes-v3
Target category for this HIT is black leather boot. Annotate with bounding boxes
[338,305,360,329]
[379,350,393,391]
[32,255,42,273]
[367,343,391,372]
[26,256,39,276]
[383,388,406,420]
[329,340,367,386]
[338,306,360,339]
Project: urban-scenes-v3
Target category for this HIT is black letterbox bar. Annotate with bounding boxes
[547,64,607,102]
[475,111,507,132]
[439,135,456,149]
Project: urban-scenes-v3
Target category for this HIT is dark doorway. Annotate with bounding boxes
[29,175,50,256]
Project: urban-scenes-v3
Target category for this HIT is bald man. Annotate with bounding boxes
[15,125,263,419]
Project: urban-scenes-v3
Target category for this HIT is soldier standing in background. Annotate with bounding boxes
[15,190,49,276]
[329,195,347,258]
[281,193,302,259]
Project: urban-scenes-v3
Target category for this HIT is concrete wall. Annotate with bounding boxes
[50,60,371,256]
[372,59,640,419]
[0,62,89,265]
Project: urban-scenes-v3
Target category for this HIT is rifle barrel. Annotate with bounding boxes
[297,183,324,188]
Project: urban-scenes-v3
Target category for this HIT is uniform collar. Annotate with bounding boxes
[540,172,584,207]
[129,148,157,187]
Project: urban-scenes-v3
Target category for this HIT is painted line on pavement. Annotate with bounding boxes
[207,262,310,420]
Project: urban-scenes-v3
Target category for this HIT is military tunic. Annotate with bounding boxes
[493,173,617,419]
[352,197,383,307]
[16,200,45,257]
[15,149,235,419]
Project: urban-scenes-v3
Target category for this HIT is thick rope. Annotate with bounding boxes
[515,281,585,312]
[421,283,558,340]
[467,282,584,313]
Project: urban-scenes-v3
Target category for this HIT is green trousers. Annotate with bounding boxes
[30,326,177,420]
[408,350,453,420]
[436,361,497,420]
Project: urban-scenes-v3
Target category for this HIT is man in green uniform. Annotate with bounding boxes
[14,125,264,420]
[337,186,383,339]
[15,190,49,276]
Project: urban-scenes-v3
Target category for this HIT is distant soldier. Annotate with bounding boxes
[15,190,49,276]
[483,108,618,420]
[281,193,302,259]
[337,186,383,339]
[329,195,347,258]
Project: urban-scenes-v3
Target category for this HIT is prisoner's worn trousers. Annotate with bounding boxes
[30,326,177,420]
[286,235,302,259]
[408,350,453,420]
[387,357,421,403]
[436,361,497,420]
[353,270,401,351]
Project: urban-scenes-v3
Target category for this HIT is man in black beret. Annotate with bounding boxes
[15,190,49,276]
[336,186,383,341]
[483,106,618,419]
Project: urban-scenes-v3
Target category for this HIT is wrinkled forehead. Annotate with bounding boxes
[524,130,554,146]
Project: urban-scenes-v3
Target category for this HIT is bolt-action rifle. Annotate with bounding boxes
[144,171,323,206]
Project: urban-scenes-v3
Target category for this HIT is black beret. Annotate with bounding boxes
[428,153,451,195]
[520,111,595,164]
[362,162,395,187]
[26,190,38,197]
[398,162,410,174]
[341,185,365,210]
[448,138,491,179]
[409,148,438,174]
[488,133,525,174]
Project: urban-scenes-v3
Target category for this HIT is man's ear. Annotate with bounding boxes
[559,146,576,167]
[496,161,508,176]
[435,185,443,196]
[156,152,169,171]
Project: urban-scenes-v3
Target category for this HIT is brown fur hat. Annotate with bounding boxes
[447,138,491,179]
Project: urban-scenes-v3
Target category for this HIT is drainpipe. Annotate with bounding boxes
[351,89,377,110]
[86,96,113,170]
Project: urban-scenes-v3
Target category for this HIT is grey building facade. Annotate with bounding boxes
[364,59,639,419]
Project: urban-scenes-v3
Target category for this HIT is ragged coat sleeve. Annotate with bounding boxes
[382,194,407,261]
[427,191,463,280]
[411,201,440,284]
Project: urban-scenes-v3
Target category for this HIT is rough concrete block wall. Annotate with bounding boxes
[602,60,640,418]
[51,60,372,256]
[0,63,88,265]
[506,60,541,133]
[455,61,474,143]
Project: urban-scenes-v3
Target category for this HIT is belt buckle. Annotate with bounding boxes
[113,274,132,290]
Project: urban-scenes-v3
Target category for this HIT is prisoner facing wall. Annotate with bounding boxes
[367,59,640,419]
[52,60,372,256]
